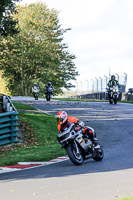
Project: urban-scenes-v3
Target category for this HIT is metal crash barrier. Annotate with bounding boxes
[69,92,131,101]
[0,95,18,146]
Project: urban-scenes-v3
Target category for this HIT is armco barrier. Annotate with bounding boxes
[3,95,17,112]
[0,112,18,145]
[124,94,133,101]
[0,95,18,146]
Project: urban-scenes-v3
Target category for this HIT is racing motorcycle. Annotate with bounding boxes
[46,87,53,101]
[108,86,119,104]
[32,88,39,100]
[57,123,104,165]
[34,91,39,100]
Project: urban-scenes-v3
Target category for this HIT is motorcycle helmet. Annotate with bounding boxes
[111,75,115,81]
[56,111,68,125]
[48,81,51,86]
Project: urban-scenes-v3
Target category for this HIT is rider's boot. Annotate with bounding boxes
[92,138,100,149]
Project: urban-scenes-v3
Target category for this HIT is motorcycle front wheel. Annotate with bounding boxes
[46,94,49,101]
[93,146,104,161]
[35,95,38,100]
[48,93,51,101]
[113,96,117,104]
[66,142,83,165]
[109,98,113,104]
[46,93,51,101]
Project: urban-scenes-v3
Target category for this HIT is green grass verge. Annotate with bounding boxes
[119,101,133,104]
[54,98,108,102]
[12,101,37,110]
[115,197,133,200]
[0,104,65,166]
[54,98,133,104]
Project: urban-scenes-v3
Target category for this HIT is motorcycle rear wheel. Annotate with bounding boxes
[66,143,83,165]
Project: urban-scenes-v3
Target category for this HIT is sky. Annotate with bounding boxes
[19,0,133,91]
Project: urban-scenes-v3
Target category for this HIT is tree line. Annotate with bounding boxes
[0,1,78,96]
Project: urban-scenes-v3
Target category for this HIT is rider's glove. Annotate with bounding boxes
[78,121,85,127]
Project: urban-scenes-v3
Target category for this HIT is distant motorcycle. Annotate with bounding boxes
[108,86,119,104]
[34,91,39,100]
[32,88,39,100]
[57,123,104,165]
[46,87,53,101]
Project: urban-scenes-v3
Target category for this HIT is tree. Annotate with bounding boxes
[0,3,78,95]
[0,0,20,95]
[0,71,10,95]
[0,0,20,35]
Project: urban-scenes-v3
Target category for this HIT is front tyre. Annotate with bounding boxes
[93,146,104,161]
[48,93,51,101]
[35,95,38,100]
[109,98,113,104]
[66,142,83,165]
[46,94,49,101]
[113,96,117,104]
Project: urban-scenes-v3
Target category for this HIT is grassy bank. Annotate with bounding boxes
[54,98,108,102]
[12,102,37,110]
[117,198,133,200]
[0,103,65,166]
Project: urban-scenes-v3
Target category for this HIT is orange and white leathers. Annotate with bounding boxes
[57,116,94,140]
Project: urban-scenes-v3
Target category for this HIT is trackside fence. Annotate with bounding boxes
[0,95,18,146]
[69,92,133,101]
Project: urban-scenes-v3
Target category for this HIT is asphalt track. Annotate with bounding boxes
[0,97,133,200]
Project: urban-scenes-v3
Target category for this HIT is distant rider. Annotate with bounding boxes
[107,75,120,88]
[45,81,54,96]
[56,111,99,148]
[107,75,120,98]
[32,83,40,97]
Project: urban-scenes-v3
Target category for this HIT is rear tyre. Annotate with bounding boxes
[66,143,83,165]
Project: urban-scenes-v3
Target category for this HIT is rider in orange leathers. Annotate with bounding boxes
[56,111,99,147]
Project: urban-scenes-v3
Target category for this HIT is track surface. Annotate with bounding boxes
[0,97,133,200]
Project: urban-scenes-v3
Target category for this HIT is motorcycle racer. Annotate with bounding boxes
[45,82,54,95]
[107,75,120,88]
[32,83,40,99]
[56,111,99,148]
[107,75,120,103]
[45,81,54,101]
